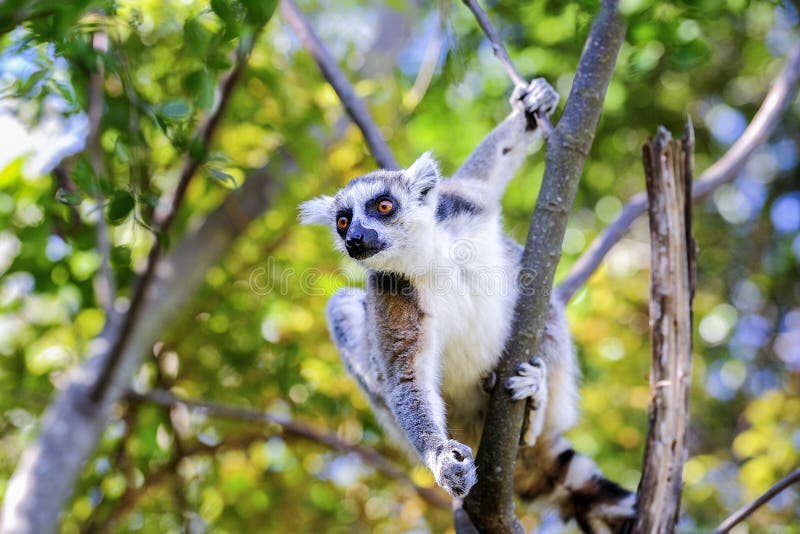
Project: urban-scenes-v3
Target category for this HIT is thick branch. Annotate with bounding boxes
[461,0,552,135]
[130,389,449,510]
[557,39,800,303]
[463,2,626,532]
[90,35,256,403]
[713,468,800,534]
[0,157,282,534]
[279,0,399,170]
[630,122,696,534]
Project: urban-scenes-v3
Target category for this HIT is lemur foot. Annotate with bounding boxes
[510,78,559,118]
[506,357,547,402]
[432,439,477,498]
[506,357,549,446]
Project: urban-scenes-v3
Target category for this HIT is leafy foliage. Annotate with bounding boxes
[0,1,798,532]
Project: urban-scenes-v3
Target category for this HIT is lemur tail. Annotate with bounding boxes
[515,435,635,534]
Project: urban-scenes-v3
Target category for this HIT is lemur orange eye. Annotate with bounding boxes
[377,199,393,214]
[337,216,349,229]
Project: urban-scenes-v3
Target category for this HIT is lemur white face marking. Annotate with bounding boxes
[299,152,440,274]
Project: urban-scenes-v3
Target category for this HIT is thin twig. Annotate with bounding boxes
[87,31,116,314]
[713,468,800,534]
[461,0,553,135]
[130,389,450,509]
[279,0,399,170]
[557,39,800,303]
[90,35,257,403]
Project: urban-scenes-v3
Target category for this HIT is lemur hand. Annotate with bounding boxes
[510,78,559,123]
[431,439,477,498]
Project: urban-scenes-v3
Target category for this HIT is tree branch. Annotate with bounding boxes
[463,2,626,531]
[90,35,257,403]
[279,0,399,170]
[87,30,116,315]
[460,0,552,135]
[129,389,450,510]
[713,468,800,534]
[0,156,283,534]
[630,121,696,534]
[557,38,800,303]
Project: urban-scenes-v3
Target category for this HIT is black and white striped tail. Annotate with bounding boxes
[515,435,635,534]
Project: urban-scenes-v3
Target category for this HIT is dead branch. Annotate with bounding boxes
[630,121,696,533]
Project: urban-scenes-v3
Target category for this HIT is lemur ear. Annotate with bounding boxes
[405,151,440,200]
[298,195,335,225]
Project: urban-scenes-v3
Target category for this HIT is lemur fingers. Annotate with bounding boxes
[510,78,560,117]
[506,357,547,402]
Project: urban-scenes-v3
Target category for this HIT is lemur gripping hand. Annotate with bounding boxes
[430,439,477,498]
[510,78,559,128]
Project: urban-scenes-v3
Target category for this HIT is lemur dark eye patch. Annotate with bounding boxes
[365,192,397,217]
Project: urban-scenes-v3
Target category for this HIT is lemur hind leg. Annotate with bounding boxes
[515,435,635,534]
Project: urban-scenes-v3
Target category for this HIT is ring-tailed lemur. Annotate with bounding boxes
[299,79,635,533]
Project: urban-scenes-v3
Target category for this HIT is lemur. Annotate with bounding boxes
[299,79,635,533]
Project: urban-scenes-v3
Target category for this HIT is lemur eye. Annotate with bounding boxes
[337,216,349,229]
[377,199,393,214]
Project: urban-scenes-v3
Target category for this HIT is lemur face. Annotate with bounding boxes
[299,152,440,273]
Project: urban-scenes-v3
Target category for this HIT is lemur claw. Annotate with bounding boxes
[432,440,477,498]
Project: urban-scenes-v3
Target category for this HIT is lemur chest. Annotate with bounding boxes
[418,262,516,410]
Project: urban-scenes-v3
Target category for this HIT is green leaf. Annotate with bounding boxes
[55,188,82,206]
[183,18,210,57]
[72,158,98,195]
[106,190,135,224]
[185,69,215,112]
[241,0,278,27]
[158,99,193,120]
[21,69,48,95]
[206,167,238,189]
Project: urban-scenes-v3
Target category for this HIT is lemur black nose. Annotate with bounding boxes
[346,233,364,247]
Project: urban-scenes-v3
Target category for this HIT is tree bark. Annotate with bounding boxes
[462,2,626,532]
[629,121,696,533]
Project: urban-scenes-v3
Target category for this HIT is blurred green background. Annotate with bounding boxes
[0,0,798,532]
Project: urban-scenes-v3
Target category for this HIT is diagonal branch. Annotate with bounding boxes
[557,39,800,303]
[130,389,450,509]
[279,0,399,170]
[90,35,257,403]
[463,1,626,531]
[461,0,552,135]
[713,468,800,534]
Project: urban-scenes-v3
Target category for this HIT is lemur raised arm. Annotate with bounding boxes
[299,79,634,533]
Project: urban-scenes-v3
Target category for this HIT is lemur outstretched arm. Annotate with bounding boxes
[368,272,477,498]
[452,79,558,197]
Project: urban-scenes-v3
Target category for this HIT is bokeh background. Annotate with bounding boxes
[0,0,798,532]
